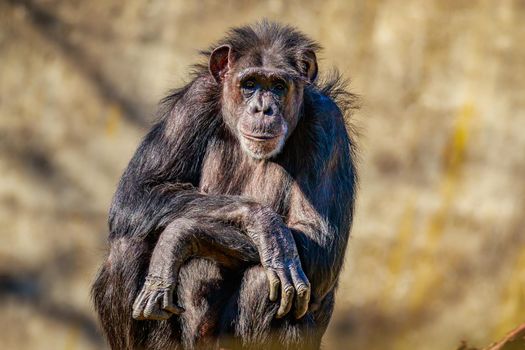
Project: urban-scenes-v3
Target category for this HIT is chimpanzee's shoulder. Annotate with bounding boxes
[304,88,347,139]
[307,73,357,123]
[309,89,344,118]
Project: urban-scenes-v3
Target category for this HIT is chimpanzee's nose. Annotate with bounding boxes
[261,105,273,116]
[251,102,273,116]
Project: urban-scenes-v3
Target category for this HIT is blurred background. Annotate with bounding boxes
[1,0,524,349]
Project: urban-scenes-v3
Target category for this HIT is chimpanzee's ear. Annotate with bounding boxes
[300,50,318,83]
[209,45,233,83]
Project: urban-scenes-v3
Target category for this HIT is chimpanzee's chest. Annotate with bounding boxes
[199,148,292,214]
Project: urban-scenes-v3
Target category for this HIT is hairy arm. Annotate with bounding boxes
[132,200,308,320]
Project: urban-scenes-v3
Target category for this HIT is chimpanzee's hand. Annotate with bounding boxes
[132,230,187,321]
[132,275,184,320]
[257,220,311,319]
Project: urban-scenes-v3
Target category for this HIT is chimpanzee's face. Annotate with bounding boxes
[209,45,314,160]
[223,65,304,160]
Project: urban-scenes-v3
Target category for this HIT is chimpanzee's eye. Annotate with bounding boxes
[273,81,287,94]
[242,79,256,89]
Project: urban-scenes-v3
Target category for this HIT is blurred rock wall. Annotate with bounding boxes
[0,0,524,349]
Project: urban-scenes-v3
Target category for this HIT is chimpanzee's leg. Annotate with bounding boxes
[175,258,241,350]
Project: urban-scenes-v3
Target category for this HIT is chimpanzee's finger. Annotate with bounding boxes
[276,271,294,318]
[143,292,162,319]
[162,288,185,314]
[266,270,281,302]
[290,266,311,319]
[132,289,147,319]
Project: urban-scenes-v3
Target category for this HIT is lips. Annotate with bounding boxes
[240,132,280,142]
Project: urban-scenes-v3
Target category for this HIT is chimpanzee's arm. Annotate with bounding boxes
[130,195,310,321]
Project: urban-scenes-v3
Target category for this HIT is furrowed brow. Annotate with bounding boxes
[237,68,302,83]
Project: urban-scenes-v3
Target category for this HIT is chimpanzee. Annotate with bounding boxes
[92,21,357,350]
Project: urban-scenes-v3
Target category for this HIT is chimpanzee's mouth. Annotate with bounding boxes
[240,132,281,142]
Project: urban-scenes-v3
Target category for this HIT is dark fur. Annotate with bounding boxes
[92,21,357,349]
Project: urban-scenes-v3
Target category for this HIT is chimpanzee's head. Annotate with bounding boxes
[208,22,319,159]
